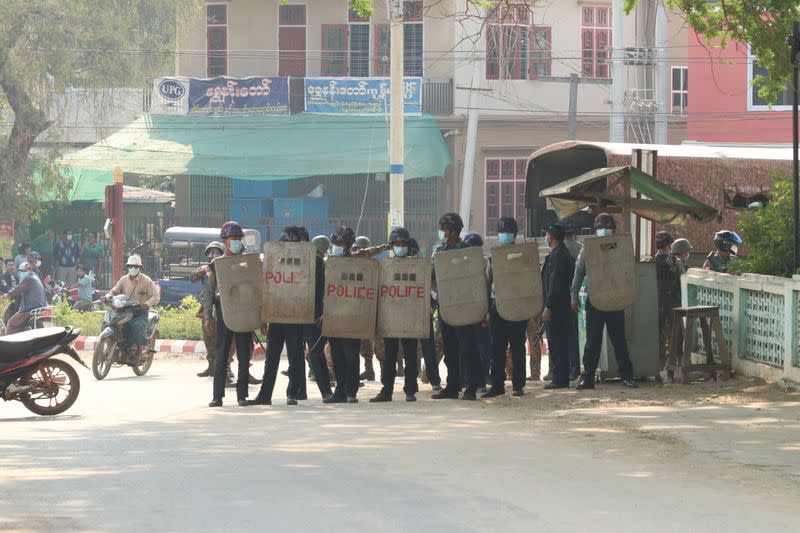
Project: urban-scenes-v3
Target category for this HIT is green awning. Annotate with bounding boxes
[59,113,452,201]
[539,166,720,225]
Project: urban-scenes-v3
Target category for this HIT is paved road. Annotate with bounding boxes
[1,356,798,532]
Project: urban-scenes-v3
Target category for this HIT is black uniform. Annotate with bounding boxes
[328,254,362,402]
[541,241,575,387]
[487,259,528,394]
[418,308,441,387]
[305,255,332,397]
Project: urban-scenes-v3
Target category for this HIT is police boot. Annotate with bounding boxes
[248,373,262,385]
[359,356,375,381]
[197,360,215,377]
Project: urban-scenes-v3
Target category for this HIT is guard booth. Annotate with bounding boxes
[533,154,720,380]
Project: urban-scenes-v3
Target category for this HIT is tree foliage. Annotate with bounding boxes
[0,0,199,224]
[727,172,798,277]
[139,175,176,193]
[626,1,800,104]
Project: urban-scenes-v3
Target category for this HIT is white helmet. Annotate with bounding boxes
[126,254,143,267]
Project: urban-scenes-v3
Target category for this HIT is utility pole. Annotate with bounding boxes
[567,73,579,140]
[610,0,625,142]
[654,1,668,144]
[111,167,124,283]
[388,0,405,229]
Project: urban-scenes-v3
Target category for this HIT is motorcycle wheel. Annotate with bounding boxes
[19,359,81,416]
[92,338,113,380]
[132,333,157,376]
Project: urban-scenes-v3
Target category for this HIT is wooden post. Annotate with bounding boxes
[112,167,124,282]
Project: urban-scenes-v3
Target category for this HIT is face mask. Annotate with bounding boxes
[228,239,243,254]
[67,234,73,241]
[18,271,29,281]
[35,260,42,268]
[331,245,345,257]
[498,232,515,245]
[393,246,408,257]
[595,228,613,237]
[128,267,140,277]
[437,230,446,241]
[208,252,221,262]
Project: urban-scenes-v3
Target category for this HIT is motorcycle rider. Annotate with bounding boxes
[104,254,160,362]
[703,230,742,273]
[1,262,46,334]
[207,221,254,408]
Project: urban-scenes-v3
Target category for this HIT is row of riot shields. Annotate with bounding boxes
[212,236,638,338]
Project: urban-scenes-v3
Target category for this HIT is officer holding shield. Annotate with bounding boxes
[541,223,575,390]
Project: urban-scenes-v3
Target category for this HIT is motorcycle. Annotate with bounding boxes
[0,326,87,416]
[92,295,160,380]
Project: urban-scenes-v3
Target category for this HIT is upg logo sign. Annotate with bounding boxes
[158,79,186,100]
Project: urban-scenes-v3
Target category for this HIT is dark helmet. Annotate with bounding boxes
[671,238,692,256]
[655,231,675,249]
[408,238,420,257]
[330,226,355,246]
[546,223,566,241]
[389,227,411,244]
[312,235,331,252]
[279,225,304,243]
[714,230,743,255]
[205,241,225,256]
[354,236,371,248]
[463,232,484,247]
[497,217,519,235]
[439,212,464,232]
[593,213,617,230]
[220,221,244,240]
[297,226,310,242]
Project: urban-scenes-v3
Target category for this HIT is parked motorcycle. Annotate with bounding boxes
[92,295,160,380]
[0,326,86,416]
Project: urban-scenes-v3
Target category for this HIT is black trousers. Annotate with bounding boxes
[489,308,527,392]
[256,323,304,401]
[582,300,634,381]
[567,310,581,375]
[329,337,361,399]
[419,313,441,386]
[545,308,571,387]
[439,319,482,394]
[212,303,252,402]
[381,338,419,395]
[303,323,331,397]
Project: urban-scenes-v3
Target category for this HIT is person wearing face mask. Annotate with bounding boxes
[563,225,583,380]
[191,241,226,379]
[410,238,443,392]
[54,229,80,285]
[570,213,638,389]
[370,227,423,402]
[26,251,44,278]
[2,262,47,334]
[482,217,532,397]
[431,213,484,401]
[208,221,254,407]
[670,238,692,275]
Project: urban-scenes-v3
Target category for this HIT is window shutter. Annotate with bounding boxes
[321,24,348,77]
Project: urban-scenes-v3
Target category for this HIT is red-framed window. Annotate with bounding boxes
[279,5,306,77]
[206,3,227,76]
[485,4,551,80]
[581,5,611,79]
[485,158,527,236]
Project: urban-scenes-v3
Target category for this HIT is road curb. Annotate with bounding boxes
[74,336,268,357]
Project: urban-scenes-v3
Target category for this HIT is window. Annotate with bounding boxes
[206,3,227,77]
[671,66,688,115]
[374,24,390,76]
[723,187,770,210]
[749,52,793,109]
[321,25,348,76]
[403,1,423,76]
[485,158,527,236]
[349,9,370,77]
[581,5,611,78]
[279,5,306,77]
[485,4,550,80]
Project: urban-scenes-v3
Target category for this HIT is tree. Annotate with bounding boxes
[0,0,198,224]
[625,1,800,104]
[139,175,176,193]
[727,172,797,277]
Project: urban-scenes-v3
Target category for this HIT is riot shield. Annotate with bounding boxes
[322,257,379,339]
[490,242,543,321]
[433,246,488,326]
[261,241,317,324]
[377,257,431,339]
[213,253,263,332]
[583,233,637,311]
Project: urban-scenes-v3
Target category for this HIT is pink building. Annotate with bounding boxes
[687,30,793,144]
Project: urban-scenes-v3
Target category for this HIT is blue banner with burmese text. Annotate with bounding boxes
[304,77,422,115]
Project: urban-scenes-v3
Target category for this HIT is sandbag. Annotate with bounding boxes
[322,257,379,339]
[261,241,317,324]
[377,257,431,339]
[213,253,263,332]
[583,233,637,311]
[433,246,488,326]
[490,242,543,321]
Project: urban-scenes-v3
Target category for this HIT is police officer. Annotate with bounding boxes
[323,226,364,404]
[540,223,575,390]
[703,230,742,273]
[410,238,442,392]
[563,225,583,380]
[671,238,692,275]
[207,221,254,408]
[462,232,490,392]
[571,213,638,389]
[431,213,484,401]
[655,231,679,365]
[192,241,225,378]
[351,235,387,382]
[250,226,308,406]
[304,235,333,400]
[482,217,529,397]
